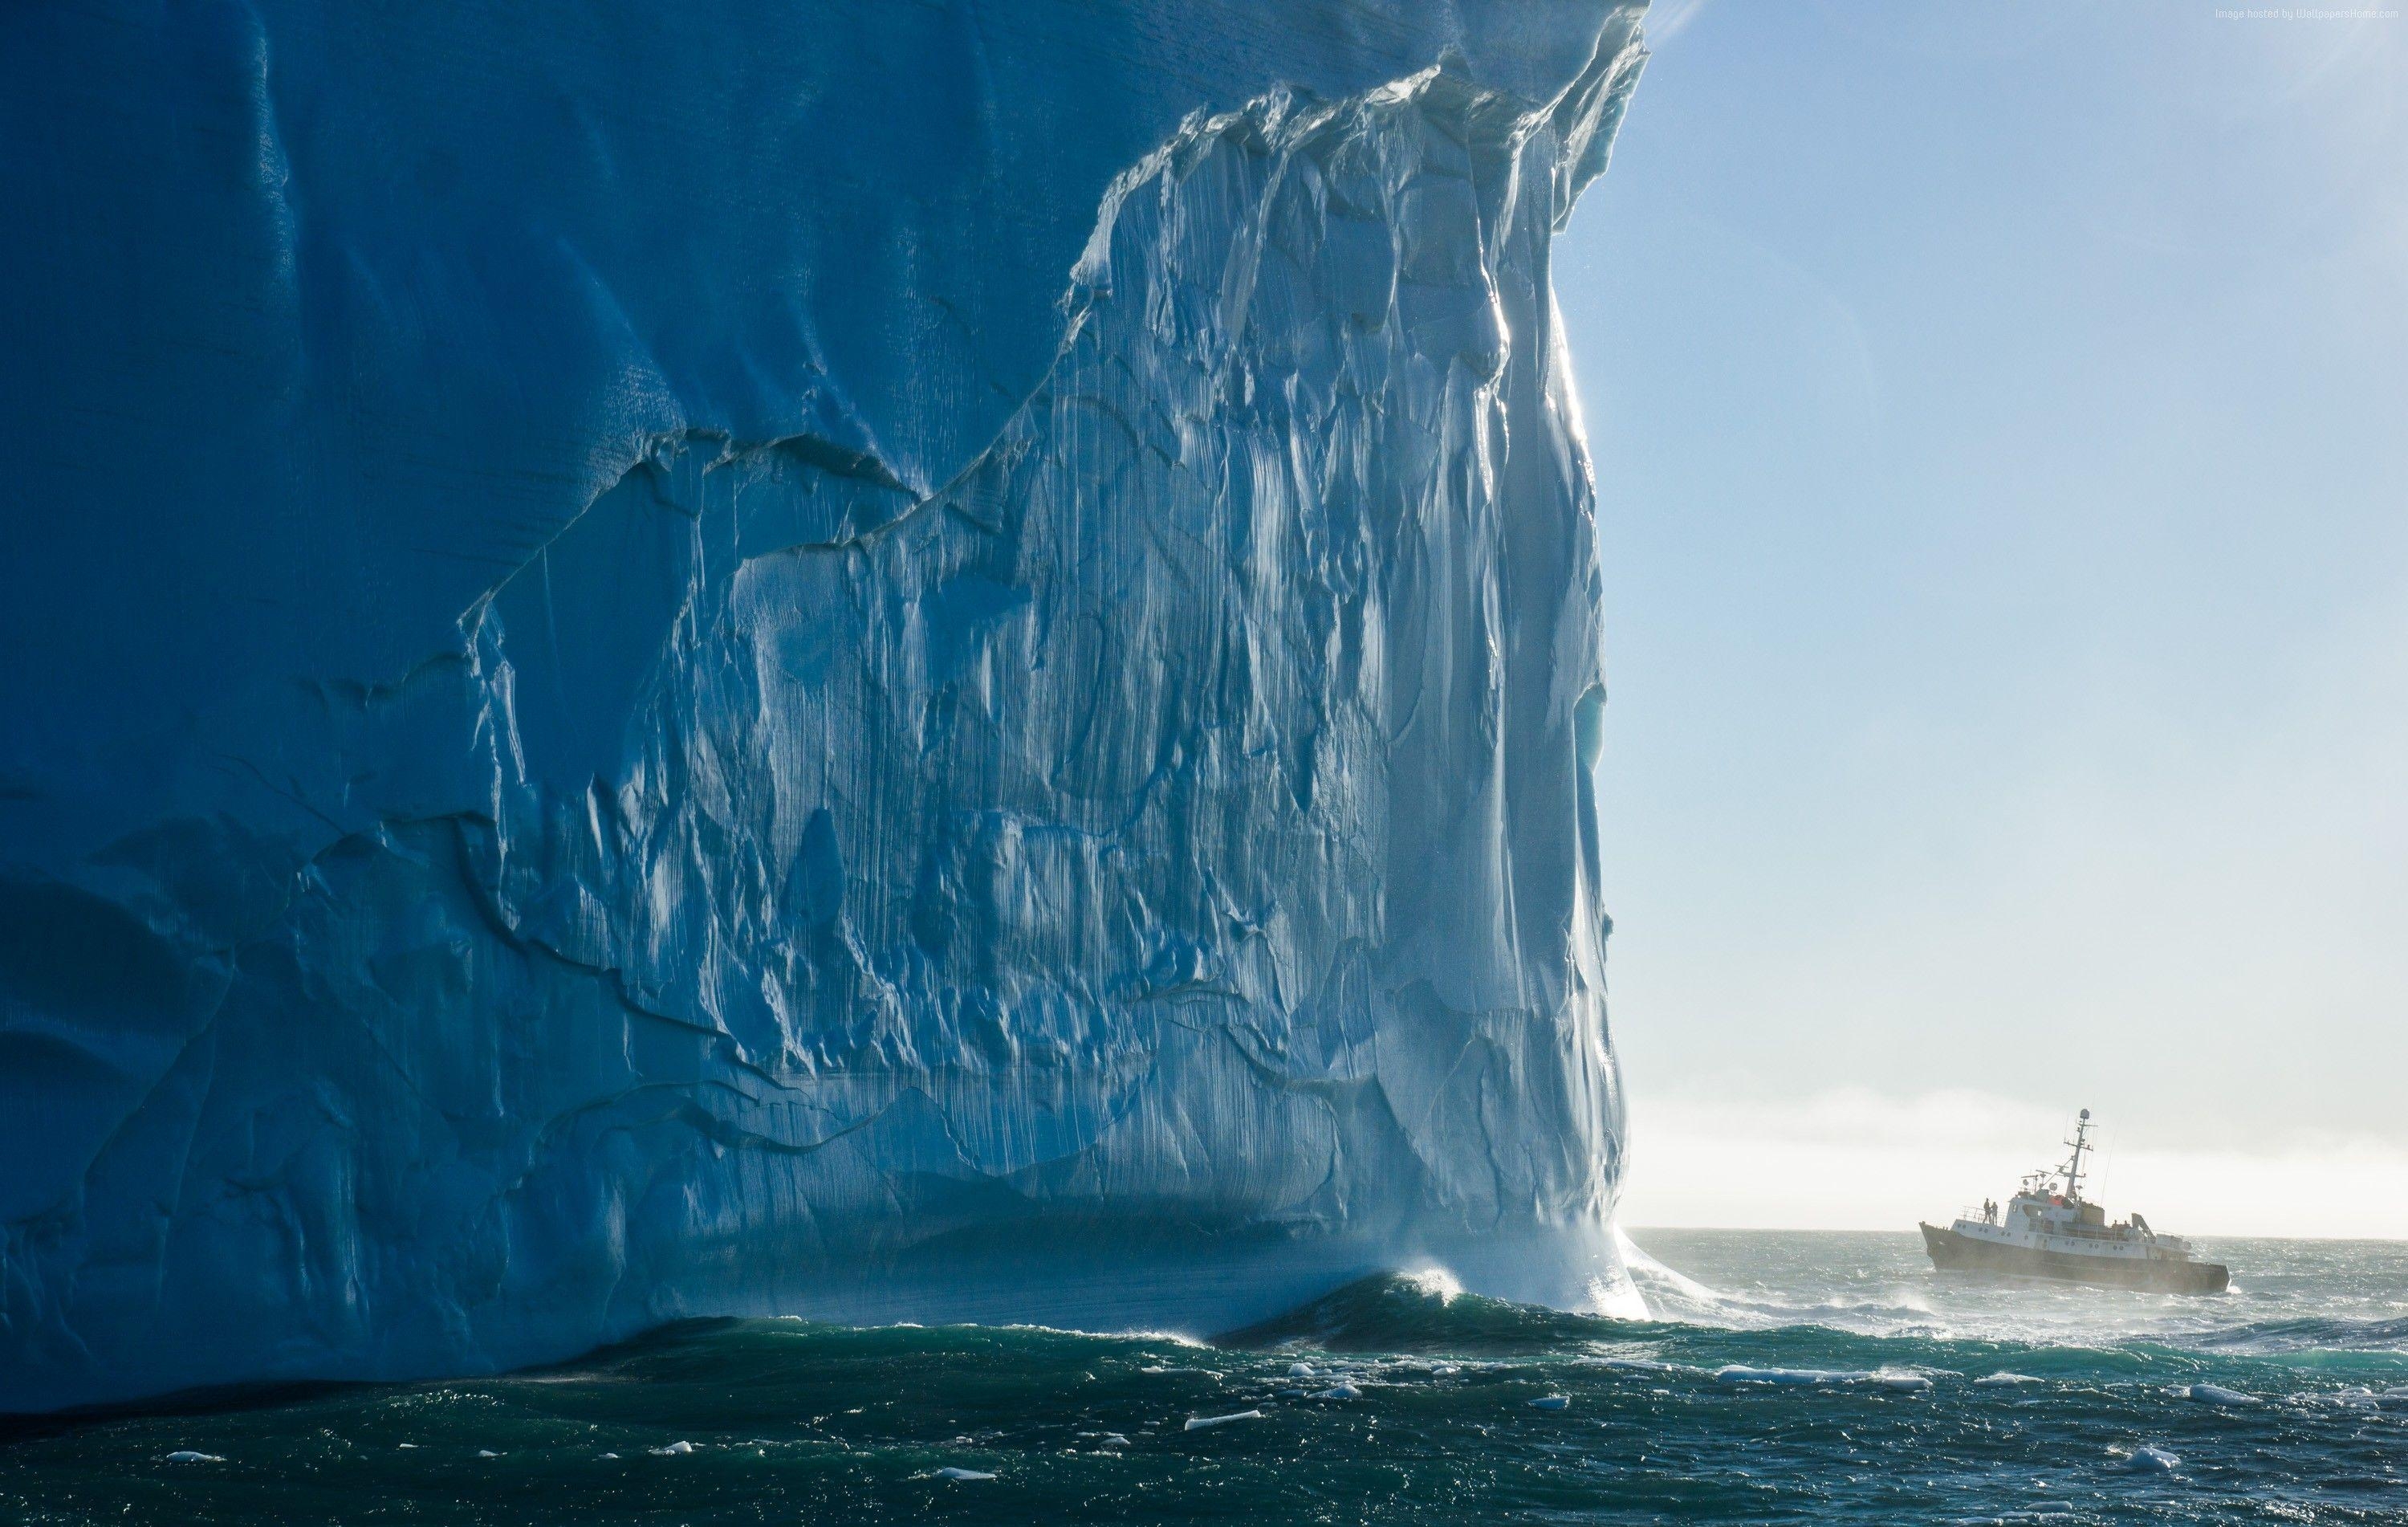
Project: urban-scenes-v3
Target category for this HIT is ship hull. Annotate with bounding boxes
[1919,1224,2229,1294]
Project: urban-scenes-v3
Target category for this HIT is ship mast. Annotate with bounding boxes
[2062,1108,2093,1202]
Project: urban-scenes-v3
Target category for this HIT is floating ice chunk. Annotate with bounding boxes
[1314,1384,1361,1400]
[1184,1410,1266,1431]
[600,1452,620,1460]
[2185,1383,2260,1407]
[649,1440,697,1456]
[161,1451,225,1464]
[397,1442,418,1449]
[1975,1373,2043,1387]
[1101,1434,1130,1448]
[1714,1366,1865,1387]
[1527,1395,1570,1411]
[1287,1362,1316,1378]
[2126,1445,2180,1472]
[929,1467,996,1481]
[476,1449,501,1459]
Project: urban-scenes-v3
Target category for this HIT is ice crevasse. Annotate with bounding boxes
[0,0,1647,1411]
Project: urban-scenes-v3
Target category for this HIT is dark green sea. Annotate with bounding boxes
[6,1231,2404,1524]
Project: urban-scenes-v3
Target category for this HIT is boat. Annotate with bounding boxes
[1918,1110,2229,1294]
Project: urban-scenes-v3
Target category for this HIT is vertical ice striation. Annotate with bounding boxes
[0,1,1645,1411]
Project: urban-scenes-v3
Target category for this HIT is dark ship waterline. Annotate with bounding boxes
[1920,1110,2231,1295]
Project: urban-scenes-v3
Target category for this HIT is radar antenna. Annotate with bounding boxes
[2061,1108,2093,1203]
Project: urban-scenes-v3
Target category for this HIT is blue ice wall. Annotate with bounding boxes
[0,0,1645,1411]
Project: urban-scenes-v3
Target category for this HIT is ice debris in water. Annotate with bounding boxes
[1314,1384,1361,1400]
[476,1450,501,1459]
[2125,1445,2182,1472]
[1975,1373,2044,1387]
[929,1467,997,1482]
[1528,1395,1571,1411]
[2185,1383,2260,1407]
[1287,1362,1316,1378]
[1185,1411,1267,1431]
[161,1452,226,1464]
[1714,1366,1865,1387]
[650,1440,698,1455]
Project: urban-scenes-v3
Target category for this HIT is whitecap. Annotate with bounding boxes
[1585,1355,1672,1374]
[1399,1266,1463,1303]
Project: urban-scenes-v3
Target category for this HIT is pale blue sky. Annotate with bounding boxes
[1556,1,2406,1231]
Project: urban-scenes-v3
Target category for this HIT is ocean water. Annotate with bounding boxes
[5,1231,2403,1524]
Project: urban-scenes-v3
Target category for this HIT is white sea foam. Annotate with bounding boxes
[1400,1267,1463,1304]
[1614,1227,1732,1325]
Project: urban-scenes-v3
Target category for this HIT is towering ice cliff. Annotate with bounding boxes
[0,1,1645,1411]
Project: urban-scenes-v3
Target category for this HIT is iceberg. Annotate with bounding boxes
[0,0,1646,1411]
